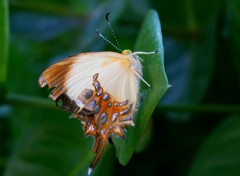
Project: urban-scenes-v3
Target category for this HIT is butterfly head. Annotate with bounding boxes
[122,49,132,55]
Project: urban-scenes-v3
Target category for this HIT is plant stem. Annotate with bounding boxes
[5,93,240,113]
[6,93,56,110]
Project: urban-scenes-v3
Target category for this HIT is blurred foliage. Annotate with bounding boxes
[0,0,240,176]
[188,115,240,176]
[0,0,8,83]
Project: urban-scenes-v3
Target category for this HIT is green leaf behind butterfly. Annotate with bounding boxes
[113,9,170,165]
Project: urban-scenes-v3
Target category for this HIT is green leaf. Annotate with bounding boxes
[135,119,153,153]
[113,9,169,165]
[4,114,95,176]
[91,147,115,176]
[188,115,240,176]
[229,0,240,88]
[0,0,8,83]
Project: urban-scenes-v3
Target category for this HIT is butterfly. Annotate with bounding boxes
[38,13,156,175]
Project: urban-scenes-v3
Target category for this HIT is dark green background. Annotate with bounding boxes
[1,0,240,176]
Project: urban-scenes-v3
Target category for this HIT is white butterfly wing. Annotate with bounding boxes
[39,52,140,110]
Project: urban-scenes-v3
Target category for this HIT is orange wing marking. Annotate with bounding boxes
[74,73,134,170]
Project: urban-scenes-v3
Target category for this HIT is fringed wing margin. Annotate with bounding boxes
[38,58,74,101]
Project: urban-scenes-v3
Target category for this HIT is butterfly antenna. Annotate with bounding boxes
[106,12,122,51]
[96,29,122,52]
